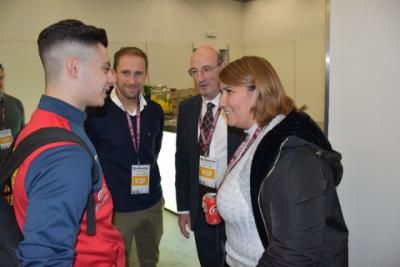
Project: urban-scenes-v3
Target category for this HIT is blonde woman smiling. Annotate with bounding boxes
[216,56,348,267]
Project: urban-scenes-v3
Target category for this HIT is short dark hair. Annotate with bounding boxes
[37,19,108,64]
[113,47,148,71]
[0,64,3,71]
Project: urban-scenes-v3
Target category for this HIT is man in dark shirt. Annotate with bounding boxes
[86,47,164,267]
[0,63,25,163]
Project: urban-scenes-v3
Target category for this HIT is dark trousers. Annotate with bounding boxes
[193,207,225,267]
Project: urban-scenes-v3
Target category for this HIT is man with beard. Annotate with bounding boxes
[86,47,164,267]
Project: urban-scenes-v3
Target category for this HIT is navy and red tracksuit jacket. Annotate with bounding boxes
[13,95,125,266]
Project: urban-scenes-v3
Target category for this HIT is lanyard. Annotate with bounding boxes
[123,98,141,164]
[217,126,261,191]
[198,104,222,156]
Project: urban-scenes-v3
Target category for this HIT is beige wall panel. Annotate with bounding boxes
[0,0,243,45]
[243,0,325,44]
[146,43,193,89]
[295,38,325,123]
[0,0,326,119]
[193,42,228,51]
[244,42,295,98]
[0,41,44,120]
[228,44,244,63]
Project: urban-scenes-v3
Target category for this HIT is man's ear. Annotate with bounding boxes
[65,57,80,78]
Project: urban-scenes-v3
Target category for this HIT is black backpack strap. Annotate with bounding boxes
[0,127,98,235]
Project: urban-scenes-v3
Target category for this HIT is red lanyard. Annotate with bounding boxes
[198,104,222,156]
[217,126,261,191]
[123,98,141,164]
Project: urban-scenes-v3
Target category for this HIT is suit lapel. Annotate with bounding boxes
[188,95,202,151]
[185,95,202,176]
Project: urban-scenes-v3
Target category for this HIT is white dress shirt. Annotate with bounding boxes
[111,88,147,115]
[177,93,228,215]
[199,93,228,188]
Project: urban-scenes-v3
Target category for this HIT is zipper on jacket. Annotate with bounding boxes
[257,137,289,244]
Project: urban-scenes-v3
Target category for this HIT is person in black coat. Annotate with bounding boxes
[216,56,348,267]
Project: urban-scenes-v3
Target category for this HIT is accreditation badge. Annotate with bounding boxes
[199,156,217,188]
[0,129,13,150]
[131,165,150,194]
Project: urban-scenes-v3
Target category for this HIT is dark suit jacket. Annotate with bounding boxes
[175,94,243,230]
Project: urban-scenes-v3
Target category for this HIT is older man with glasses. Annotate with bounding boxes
[175,45,243,267]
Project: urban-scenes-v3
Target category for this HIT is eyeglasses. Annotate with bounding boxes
[187,64,221,77]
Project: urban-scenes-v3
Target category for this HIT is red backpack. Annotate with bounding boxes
[0,127,98,267]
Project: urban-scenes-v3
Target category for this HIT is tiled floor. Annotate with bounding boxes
[127,209,200,266]
[158,210,200,267]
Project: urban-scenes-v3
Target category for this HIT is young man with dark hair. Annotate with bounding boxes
[0,63,25,163]
[86,46,164,267]
[12,19,125,266]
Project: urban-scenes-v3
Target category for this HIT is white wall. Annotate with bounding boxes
[0,0,326,126]
[242,0,325,123]
[329,0,400,266]
[0,0,243,117]
[0,0,243,44]
[243,0,325,44]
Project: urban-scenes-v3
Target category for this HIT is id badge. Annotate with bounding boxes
[199,156,217,188]
[0,129,13,150]
[131,165,150,194]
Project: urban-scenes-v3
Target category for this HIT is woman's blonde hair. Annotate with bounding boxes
[219,56,298,127]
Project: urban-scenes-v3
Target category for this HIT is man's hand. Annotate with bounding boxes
[178,214,191,239]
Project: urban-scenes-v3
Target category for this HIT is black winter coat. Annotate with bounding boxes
[251,112,348,267]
